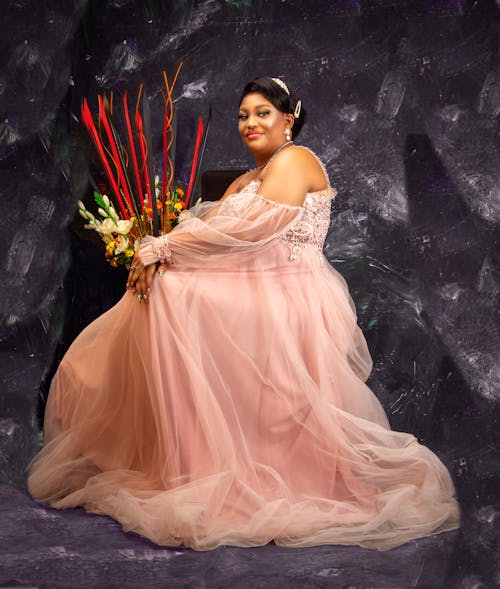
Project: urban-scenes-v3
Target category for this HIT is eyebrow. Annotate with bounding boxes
[239,104,272,111]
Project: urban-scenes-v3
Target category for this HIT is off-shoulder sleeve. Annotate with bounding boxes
[139,192,302,268]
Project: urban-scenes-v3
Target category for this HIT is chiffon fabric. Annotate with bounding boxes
[26,153,460,551]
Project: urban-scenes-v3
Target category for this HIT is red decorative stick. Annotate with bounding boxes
[135,110,152,207]
[123,91,144,211]
[98,95,135,217]
[185,116,204,209]
[161,114,168,200]
[81,98,129,219]
[160,63,183,204]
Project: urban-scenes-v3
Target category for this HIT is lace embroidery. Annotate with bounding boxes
[238,171,335,266]
[151,235,173,265]
[221,148,336,266]
[280,193,333,267]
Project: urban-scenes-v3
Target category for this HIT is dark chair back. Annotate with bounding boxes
[200,169,248,202]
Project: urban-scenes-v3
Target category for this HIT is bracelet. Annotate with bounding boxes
[151,236,173,265]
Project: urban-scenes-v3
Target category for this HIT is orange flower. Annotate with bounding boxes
[169,212,176,220]
[176,188,185,197]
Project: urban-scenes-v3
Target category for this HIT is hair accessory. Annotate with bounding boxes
[271,77,290,96]
[294,100,302,119]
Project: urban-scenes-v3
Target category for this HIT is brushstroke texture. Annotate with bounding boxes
[1,0,499,587]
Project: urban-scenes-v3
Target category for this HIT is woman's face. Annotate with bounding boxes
[238,92,292,158]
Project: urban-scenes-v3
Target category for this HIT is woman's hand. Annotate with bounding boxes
[126,253,167,303]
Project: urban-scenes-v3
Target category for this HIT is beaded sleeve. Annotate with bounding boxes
[139,235,173,266]
[136,193,301,269]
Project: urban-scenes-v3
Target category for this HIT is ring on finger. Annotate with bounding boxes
[137,294,143,303]
[130,265,138,271]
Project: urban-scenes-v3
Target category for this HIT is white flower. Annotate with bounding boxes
[96,218,117,235]
[115,235,129,254]
[109,207,118,222]
[98,207,107,218]
[102,195,110,206]
[77,200,86,211]
[115,219,133,235]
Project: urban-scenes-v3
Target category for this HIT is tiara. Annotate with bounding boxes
[271,77,290,95]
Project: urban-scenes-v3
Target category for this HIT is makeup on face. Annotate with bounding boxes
[238,93,288,152]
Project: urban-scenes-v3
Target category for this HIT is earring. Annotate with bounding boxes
[285,128,291,141]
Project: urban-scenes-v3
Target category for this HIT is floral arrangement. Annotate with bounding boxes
[78,63,208,268]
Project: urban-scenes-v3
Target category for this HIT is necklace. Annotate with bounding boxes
[256,140,294,170]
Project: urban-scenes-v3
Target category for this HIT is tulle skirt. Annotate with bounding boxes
[26,245,460,550]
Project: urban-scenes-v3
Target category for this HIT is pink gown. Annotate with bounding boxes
[26,149,460,551]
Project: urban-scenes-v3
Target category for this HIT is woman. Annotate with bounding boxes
[26,77,460,551]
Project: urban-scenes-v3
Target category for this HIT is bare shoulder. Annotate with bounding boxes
[271,146,328,185]
[262,145,329,200]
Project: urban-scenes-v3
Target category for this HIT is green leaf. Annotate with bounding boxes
[93,191,107,210]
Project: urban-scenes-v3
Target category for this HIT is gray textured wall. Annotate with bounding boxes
[1,1,499,585]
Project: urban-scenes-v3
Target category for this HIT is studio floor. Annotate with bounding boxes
[0,484,470,589]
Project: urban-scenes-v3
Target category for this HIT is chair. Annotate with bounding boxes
[199,169,249,202]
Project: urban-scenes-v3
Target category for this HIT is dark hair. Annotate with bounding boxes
[239,77,306,140]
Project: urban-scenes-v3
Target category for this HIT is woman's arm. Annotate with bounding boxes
[126,172,253,301]
[126,149,320,300]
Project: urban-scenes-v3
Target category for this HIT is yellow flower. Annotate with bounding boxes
[165,200,172,205]
[174,202,183,210]
[125,248,134,258]
[106,241,116,252]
